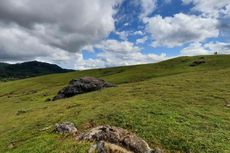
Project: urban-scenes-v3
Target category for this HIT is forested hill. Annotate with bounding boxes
[0,61,73,80]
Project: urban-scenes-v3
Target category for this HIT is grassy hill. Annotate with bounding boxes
[0,61,73,81]
[0,55,229,153]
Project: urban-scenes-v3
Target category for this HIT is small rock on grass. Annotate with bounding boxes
[8,142,16,149]
[40,126,52,131]
[89,141,133,153]
[54,122,77,134]
[225,102,230,107]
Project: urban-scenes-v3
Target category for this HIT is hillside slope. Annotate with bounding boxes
[0,55,230,153]
[0,61,73,81]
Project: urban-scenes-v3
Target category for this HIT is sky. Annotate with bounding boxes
[0,0,229,70]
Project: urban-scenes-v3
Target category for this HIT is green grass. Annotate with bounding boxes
[0,55,230,153]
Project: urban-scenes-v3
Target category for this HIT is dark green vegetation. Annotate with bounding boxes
[0,55,230,153]
[0,61,73,81]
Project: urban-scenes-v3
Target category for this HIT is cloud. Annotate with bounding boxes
[136,36,148,44]
[0,0,121,61]
[180,42,210,56]
[204,42,230,54]
[0,23,70,61]
[182,0,230,18]
[115,31,129,41]
[181,41,230,56]
[182,0,230,40]
[73,39,167,70]
[134,31,144,35]
[164,0,172,4]
[139,0,157,18]
[145,13,219,47]
[95,39,140,53]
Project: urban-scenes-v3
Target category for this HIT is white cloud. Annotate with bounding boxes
[0,23,70,61]
[81,45,95,53]
[95,39,140,53]
[134,31,144,35]
[165,0,172,4]
[204,42,230,54]
[0,0,121,61]
[139,0,157,18]
[136,36,148,44]
[73,39,167,70]
[181,41,230,56]
[180,42,210,56]
[182,0,230,18]
[115,31,129,41]
[182,0,230,42]
[146,13,219,47]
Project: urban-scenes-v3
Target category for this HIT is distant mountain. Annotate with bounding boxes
[0,61,73,80]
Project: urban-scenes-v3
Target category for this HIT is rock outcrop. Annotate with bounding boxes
[77,125,162,153]
[190,60,206,67]
[53,77,115,101]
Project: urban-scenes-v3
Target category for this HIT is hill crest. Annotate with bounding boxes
[0,60,73,80]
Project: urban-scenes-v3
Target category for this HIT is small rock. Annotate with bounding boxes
[225,102,230,107]
[40,126,52,131]
[16,110,28,116]
[8,142,16,149]
[199,57,205,60]
[152,148,163,153]
[43,93,49,96]
[89,141,133,153]
[53,77,115,101]
[88,144,98,153]
[77,125,158,153]
[45,98,51,102]
[55,122,77,134]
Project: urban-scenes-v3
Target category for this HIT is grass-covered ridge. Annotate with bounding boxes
[0,55,230,153]
[0,61,73,81]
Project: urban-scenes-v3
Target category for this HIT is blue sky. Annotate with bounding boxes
[77,0,230,69]
[0,0,229,69]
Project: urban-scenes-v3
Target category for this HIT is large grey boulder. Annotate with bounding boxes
[53,77,115,101]
[77,125,162,153]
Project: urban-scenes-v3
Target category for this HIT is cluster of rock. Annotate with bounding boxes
[53,77,115,101]
[55,123,162,153]
[190,57,206,67]
[78,125,161,153]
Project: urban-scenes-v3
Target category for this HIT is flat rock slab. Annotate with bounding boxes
[77,125,162,153]
[53,77,115,101]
